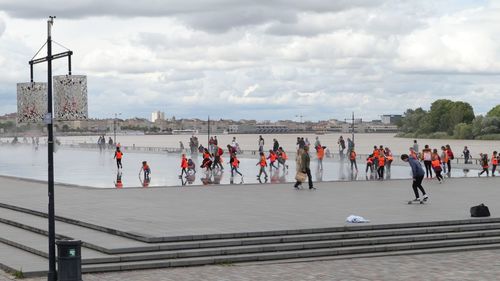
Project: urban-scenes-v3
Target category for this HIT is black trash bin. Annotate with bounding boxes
[56,240,82,281]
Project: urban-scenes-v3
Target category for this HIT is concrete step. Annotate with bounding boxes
[4,216,500,267]
[80,238,500,273]
[82,228,500,264]
[4,205,500,255]
[0,242,48,278]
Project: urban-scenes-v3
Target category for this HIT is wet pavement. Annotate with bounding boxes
[0,145,477,188]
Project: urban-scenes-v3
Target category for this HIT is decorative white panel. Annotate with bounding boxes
[17,82,48,123]
[53,75,88,121]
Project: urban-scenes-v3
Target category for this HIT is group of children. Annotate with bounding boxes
[478,151,499,177]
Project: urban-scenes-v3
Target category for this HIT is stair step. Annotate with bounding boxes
[81,239,500,273]
[82,229,500,264]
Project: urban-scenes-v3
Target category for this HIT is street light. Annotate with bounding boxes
[113,113,121,145]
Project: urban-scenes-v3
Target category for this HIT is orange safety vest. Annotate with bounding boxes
[203,152,210,159]
[115,151,123,159]
[317,147,325,159]
[492,156,498,165]
[181,158,188,168]
[232,157,239,167]
[431,159,441,168]
[350,151,356,160]
[366,157,373,164]
[373,149,379,158]
[260,156,267,167]
[386,154,393,161]
[281,151,288,160]
[269,153,277,162]
[378,156,385,167]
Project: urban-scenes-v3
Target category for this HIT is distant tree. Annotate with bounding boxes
[486,105,500,118]
[453,123,473,139]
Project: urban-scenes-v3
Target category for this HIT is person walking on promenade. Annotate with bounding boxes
[267,150,279,170]
[212,146,224,170]
[431,149,443,183]
[314,136,321,148]
[294,146,314,190]
[401,154,428,203]
[179,141,185,153]
[463,146,471,164]
[258,135,265,153]
[349,149,358,172]
[256,152,268,179]
[412,140,419,157]
[492,151,498,176]
[338,135,346,159]
[372,145,380,171]
[365,154,374,174]
[347,137,354,155]
[273,139,280,152]
[445,144,454,175]
[440,146,448,174]
[114,147,123,169]
[385,147,393,173]
[377,150,386,180]
[139,161,151,181]
[277,147,289,171]
[422,145,433,178]
[316,145,325,171]
[201,148,213,172]
[180,154,188,178]
[478,153,489,177]
[229,153,243,178]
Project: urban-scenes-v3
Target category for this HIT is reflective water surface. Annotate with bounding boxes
[0,145,478,188]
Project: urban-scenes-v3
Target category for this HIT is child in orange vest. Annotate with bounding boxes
[139,161,151,181]
[377,151,386,180]
[431,149,443,183]
[349,149,358,172]
[114,147,123,169]
[267,150,278,170]
[179,154,188,178]
[478,153,489,177]
[277,147,289,171]
[365,154,374,174]
[256,152,268,179]
[492,151,498,176]
[316,145,325,171]
[229,153,243,178]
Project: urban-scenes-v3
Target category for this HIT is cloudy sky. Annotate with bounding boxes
[0,0,499,121]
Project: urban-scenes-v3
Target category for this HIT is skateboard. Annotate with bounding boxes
[407,198,428,204]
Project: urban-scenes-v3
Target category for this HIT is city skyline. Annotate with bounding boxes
[0,1,499,121]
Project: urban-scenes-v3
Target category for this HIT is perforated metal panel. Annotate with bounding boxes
[17,82,48,123]
[53,75,88,121]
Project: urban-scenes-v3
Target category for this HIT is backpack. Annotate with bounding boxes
[218,147,223,156]
[470,204,490,217]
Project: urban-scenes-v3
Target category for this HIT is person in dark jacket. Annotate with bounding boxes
[401,154,428,203]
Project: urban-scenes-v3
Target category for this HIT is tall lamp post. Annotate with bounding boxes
[113,113,121,145]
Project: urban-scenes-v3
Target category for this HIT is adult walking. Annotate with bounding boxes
[258,135,265,153]
[401,154,428,203]
[421,144,433,178]
[294,146,315,190]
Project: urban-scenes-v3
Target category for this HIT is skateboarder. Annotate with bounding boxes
[401,154,428,204]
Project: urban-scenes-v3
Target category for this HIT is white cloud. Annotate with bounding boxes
[0,1,499,121]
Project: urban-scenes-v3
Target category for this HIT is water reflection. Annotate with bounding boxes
[114,171,123,189]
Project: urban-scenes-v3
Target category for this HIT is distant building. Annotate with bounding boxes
[151,111,165,122]
[381,114,402,125]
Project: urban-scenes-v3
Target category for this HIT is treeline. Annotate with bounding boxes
[397,100,500,140]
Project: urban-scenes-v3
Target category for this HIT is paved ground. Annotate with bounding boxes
[1,175,500,238]
[2,249,500,281]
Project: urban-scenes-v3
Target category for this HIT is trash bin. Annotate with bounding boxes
[56,240,82,281]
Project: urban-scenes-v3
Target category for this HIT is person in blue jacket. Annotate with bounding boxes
[401,154,428,203]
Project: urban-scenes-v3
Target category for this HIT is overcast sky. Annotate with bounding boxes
[0,0,499,121]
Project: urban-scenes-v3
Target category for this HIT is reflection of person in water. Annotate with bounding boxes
[139,161,151,187]
[114,171,123,188]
